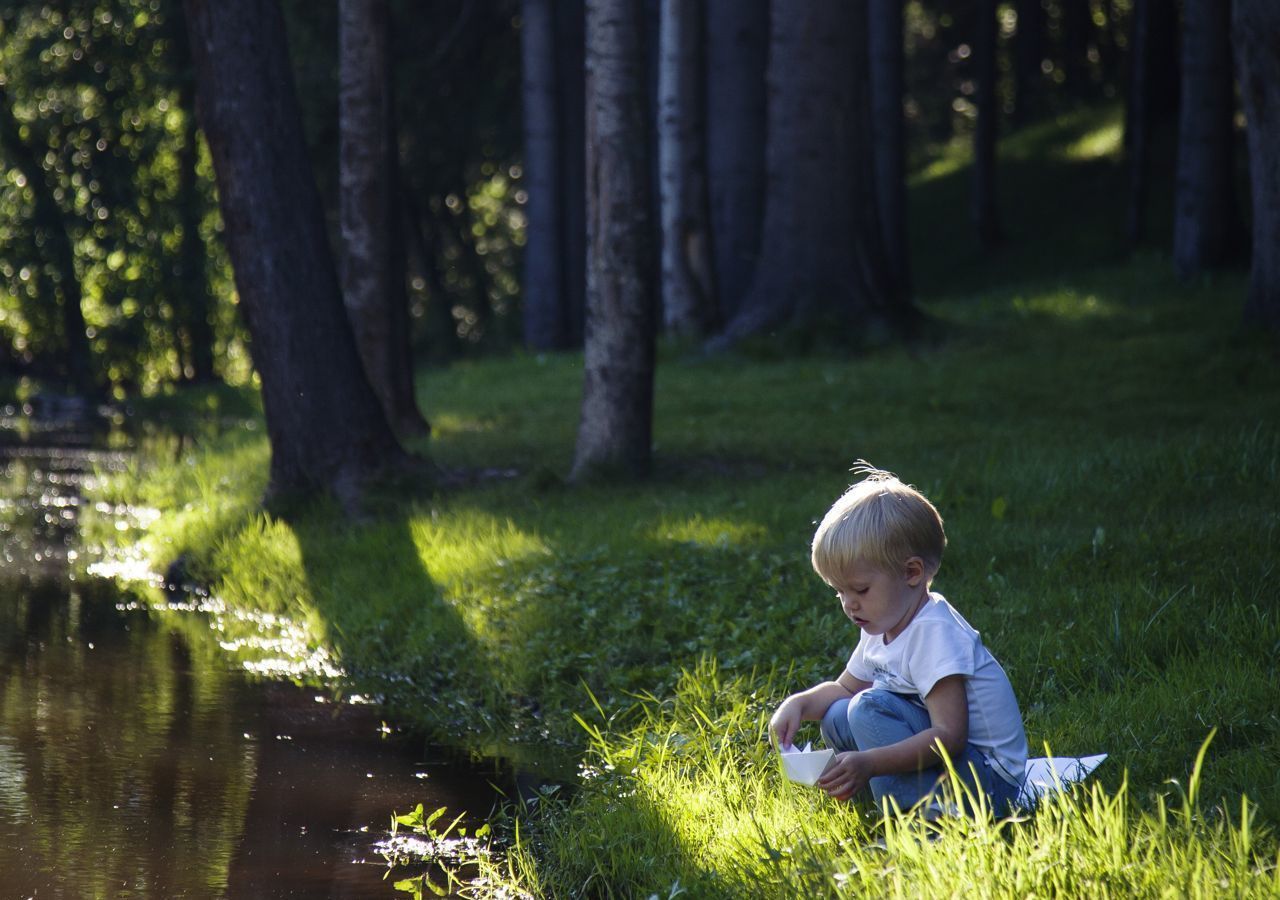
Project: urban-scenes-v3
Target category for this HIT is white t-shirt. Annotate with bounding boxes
[845,592,1028,786]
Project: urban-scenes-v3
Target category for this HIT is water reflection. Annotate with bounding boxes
[0,579,502,898]
[0,410,503,898]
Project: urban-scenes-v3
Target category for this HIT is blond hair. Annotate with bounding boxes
[811,463,946,586]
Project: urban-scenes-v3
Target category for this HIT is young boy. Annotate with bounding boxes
[770,466,1027,816]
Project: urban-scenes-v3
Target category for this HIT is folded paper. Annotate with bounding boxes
[778,743,1106,801]
[1018,754,1107,806]
[779,742,836,786]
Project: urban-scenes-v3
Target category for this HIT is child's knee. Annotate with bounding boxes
[846,689,912,742]
[820,697,854,749]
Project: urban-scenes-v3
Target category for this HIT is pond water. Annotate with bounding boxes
[0,409,506,898]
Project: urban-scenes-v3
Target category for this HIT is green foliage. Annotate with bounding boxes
[0,1,247,392]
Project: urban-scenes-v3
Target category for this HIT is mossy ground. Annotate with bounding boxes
[86,109,1280,896]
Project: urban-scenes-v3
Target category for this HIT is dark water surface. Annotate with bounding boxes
[0,411,504,898]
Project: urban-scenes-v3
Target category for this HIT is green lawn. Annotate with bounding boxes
[88,109,1280,896]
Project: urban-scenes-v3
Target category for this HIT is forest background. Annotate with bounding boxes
[2,0,1280,897]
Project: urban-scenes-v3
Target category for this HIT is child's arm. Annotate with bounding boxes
[816,675,969,800]
[770,671,872,748]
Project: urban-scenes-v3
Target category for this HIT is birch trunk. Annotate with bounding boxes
[1234,0,1280,331]
[571,0,656,480]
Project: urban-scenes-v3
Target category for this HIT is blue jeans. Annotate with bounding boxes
[821,689,1022,818]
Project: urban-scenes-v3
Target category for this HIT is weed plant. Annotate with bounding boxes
[85,110,1280,896]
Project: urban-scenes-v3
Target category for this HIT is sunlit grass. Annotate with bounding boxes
[1061,118,1124,161]
[650,515,770,549]
[491,663,1279,897]
[909,104,1123,188]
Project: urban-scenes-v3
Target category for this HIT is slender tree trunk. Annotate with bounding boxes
[1173,0,1238,278]
[1125,0,1179,247]
[521,0,568,350]
[175,99,216,382]
[705,0,767,320]
[1234,0,1280,331]
[404,193,460,356]
[973,0,1002,250]
[1126,0,1154,247]
[184,0,408,508]
[869,0,910,299]
[1062,0,1092,98]
[1012,0,1045,126]
[658,0,716,335]
[713,1,906,346]
[382,24,428,437]
[571,0,656,481]
[338,0,429,438]
[556,0,588,346]
[0,85,95,395]
[172,22,217,385]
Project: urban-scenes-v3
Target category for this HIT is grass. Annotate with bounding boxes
[83,108,1280,896]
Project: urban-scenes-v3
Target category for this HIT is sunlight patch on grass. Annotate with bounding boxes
[652,515,768,549]
[408,508,551,590]
[1061,119,1124,161]
[1010,289,1118,321]
[910,138,971,185]
[427,411,498,438]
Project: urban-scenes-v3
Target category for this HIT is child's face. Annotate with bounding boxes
[830,558,927,642]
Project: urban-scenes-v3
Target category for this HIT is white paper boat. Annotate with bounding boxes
[779,742,836,786]
[1019,754,1108,806]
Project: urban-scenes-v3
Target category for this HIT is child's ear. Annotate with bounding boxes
[904,557,926,586]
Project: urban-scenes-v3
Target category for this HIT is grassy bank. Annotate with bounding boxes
[86,112,1280,896]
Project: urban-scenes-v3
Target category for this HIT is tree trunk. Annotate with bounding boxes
[571,0,656,481]
[169,7,216,384]
[658,0,716,335]
[1234,0,1280,331]
[1012,0,1045,126]
[1125,0,1180,247]
[713,1,905,346]
[869,0,910,298]
[556,0,588,346]
[184,0,408,508]
[338,0,429,438]
[511,1,592,349]
[521,0,569,350]
[705,0,767,320]
[1173,0,1238,278]
[175,97,216,383]
[1062,0,1092,98]
[973,0,1002,250]
[0,85,95,395]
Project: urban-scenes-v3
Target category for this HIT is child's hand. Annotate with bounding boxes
[769,696,804,749]
[816,751,874,801]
